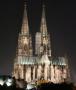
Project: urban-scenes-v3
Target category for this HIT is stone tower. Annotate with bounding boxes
[35,4,51,57]
[18,3,33,57]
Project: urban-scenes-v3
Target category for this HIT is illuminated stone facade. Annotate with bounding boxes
[12,3,70,84]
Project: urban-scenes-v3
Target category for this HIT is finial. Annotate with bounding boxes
[41,0,46,7]
[24,0,28,7]
[42,0,46,18]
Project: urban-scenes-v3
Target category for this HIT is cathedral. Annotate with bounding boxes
[12,2,70,84]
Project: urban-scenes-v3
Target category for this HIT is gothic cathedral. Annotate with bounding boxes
[12,2,70,84]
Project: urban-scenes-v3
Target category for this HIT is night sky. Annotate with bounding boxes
[0,0,76,83]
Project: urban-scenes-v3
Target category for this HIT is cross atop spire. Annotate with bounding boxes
[40,3,47,36]
[21,1,29,35]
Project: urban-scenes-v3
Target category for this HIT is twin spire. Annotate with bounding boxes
[21,2,47,35]
[21,2,29,35]
[40,4,47,36]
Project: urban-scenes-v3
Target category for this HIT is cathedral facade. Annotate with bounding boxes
[12,2,70,84]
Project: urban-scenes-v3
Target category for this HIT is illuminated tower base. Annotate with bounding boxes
[13,55,70,83]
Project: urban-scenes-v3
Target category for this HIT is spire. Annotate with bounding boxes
[40,3,47,36]
[21,1,29,35]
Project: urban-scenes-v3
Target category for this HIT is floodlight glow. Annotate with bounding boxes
[0,79,4,86]
[7,79,12,83]
[6,82,12,87]
[26,84,34,90]
[5,79,13,87]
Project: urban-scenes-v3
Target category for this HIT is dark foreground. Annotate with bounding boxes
[37,83,74,90]
[0,83,75,90]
